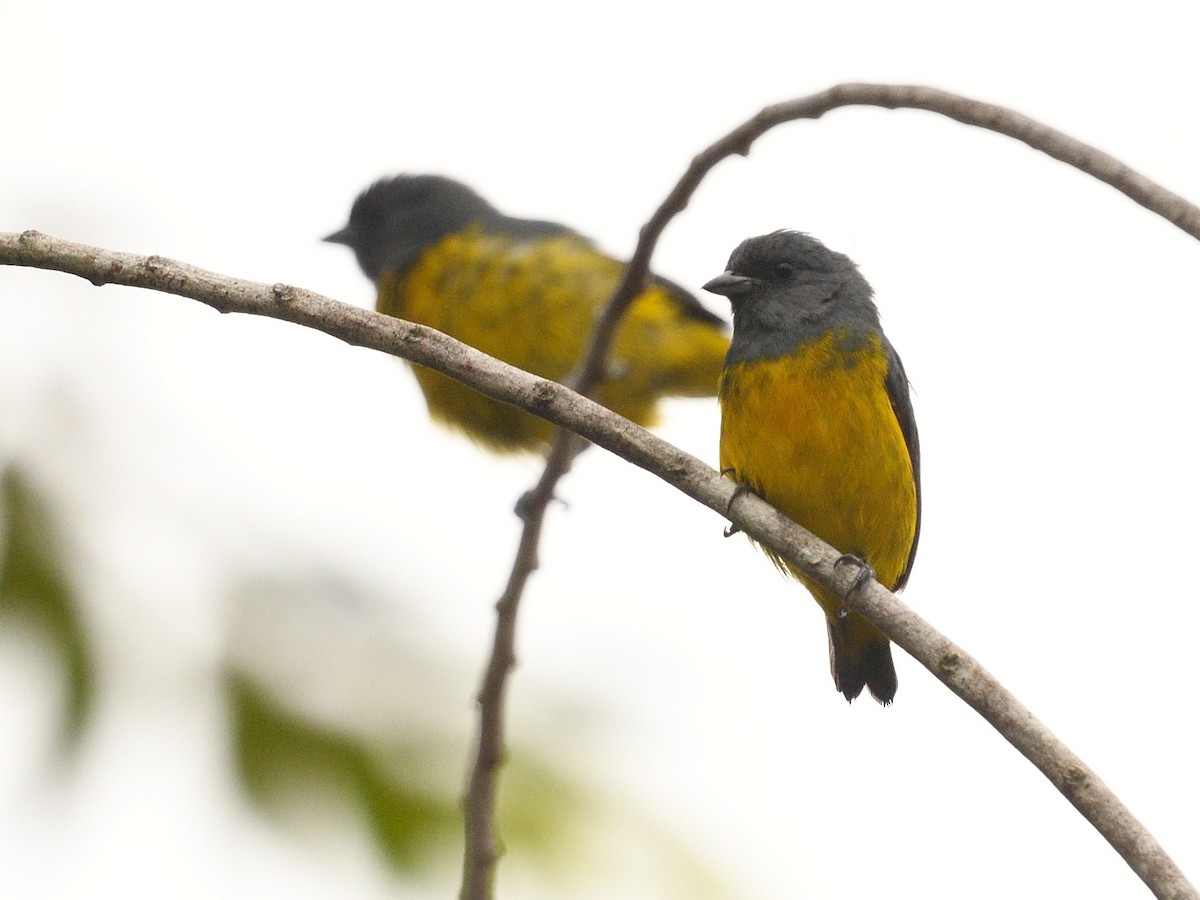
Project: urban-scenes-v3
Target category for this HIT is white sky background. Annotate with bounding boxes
[2,1,1199,898]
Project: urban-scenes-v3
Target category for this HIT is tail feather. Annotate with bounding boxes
[826,613,897,705]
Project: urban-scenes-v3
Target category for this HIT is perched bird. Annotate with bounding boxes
[325,174,730,452]
[704,231,920,704]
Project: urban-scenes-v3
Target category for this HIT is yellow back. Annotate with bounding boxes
[377,229,729,452]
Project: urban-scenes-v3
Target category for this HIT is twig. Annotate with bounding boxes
[459,81,1200,900]
[2,228,1194,899]
[459,431,582,899]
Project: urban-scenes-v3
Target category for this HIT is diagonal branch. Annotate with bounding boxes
[2,229,1194,899]
[458,81,1200,900]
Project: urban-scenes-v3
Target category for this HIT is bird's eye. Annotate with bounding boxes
[772,261,795,280]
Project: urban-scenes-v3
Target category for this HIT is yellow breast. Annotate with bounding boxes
[719,331,917,607]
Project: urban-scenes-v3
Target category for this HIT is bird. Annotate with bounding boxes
[324,174,730,453]
[704,230,920,704]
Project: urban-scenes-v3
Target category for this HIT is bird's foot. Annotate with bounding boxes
[833,554,875,616]
[721,471,753,537]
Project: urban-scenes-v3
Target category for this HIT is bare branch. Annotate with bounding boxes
[453,82,1200,899]
[459,430,583,900]
[1,229,1194,899]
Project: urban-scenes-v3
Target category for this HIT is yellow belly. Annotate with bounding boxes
[376,230,729,452]
[719,332,917,616]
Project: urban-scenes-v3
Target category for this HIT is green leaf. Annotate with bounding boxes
[226,671,731,896]
[0,466,94,746]
[228,671,463,871]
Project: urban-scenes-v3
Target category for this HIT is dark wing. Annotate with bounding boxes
[882,335,921,590]
[653,275,729,328]
[497,214,577,241]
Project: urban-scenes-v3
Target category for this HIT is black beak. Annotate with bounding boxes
[323,225,355,246]
[702,271,756,298]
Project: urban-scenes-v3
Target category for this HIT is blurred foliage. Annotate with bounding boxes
[228,671,596,876]
[229,672,463,870]
[227,672,731,896]
[0,465,94,746]
[0,465,728,896]
[0,463,599,879]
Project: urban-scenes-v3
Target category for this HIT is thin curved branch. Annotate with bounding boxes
[459,429,583,900]
[1,230,1194,900]
[579,83,1200,393]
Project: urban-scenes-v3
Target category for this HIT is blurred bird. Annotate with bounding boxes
[325,174,730,453]
[705,231,920,704]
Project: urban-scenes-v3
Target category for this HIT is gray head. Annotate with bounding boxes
[324,174,570,281]
[703,230,880,364]
[323,175,499,280]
